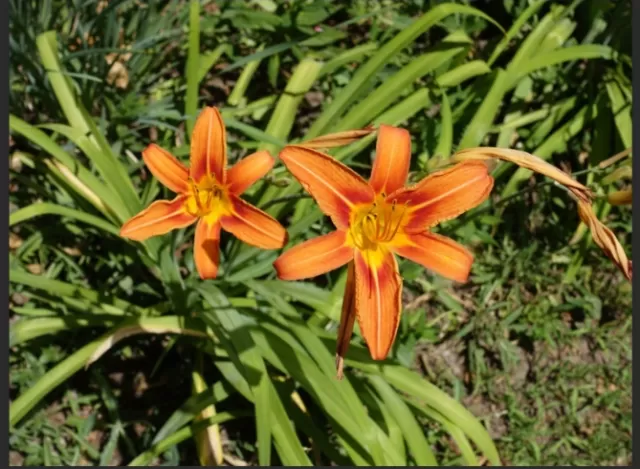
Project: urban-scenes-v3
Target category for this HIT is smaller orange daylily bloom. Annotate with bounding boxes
[274,125,494,366]
[120,106,287,279]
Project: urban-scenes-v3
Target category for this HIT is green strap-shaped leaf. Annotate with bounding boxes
[10,202,119,235]
[305,2,503,139]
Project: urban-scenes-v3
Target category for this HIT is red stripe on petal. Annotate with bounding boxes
[391,161,493,232]
[353,247,402,360]
[279,145,374,229]
[369,125,411,196]
[190,107,227,184]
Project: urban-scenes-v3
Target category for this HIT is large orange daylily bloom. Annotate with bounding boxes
[120,106,287,279]
[274,125,494,369]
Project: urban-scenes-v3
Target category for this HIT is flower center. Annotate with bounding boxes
[350,194,408,250]
[185,175,230,219]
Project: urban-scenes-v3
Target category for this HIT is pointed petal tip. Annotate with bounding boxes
[369,347,391,361]
[198,271,218,280]
[119,196,196,242]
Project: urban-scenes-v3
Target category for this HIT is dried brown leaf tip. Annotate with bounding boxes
[452,146,631,282]
[576,200,632,281]
[300,126,377,150]
[453,147,593,203]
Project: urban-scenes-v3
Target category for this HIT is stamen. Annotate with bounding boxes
[387,205,407,240]
[351,197,407,249]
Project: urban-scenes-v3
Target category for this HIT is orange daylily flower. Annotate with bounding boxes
[274,125,494,370]
[120,106,287,279]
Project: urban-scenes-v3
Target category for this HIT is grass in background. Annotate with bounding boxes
[10,0,631,465]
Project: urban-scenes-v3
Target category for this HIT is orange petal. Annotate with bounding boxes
[353,247,402,361]
[142,144,189,193]
[120,195,196,241]
[274,230,353,281]
[279,145,374,229]
[221,195,287,249]
[194,218,221,280]
[391,232,473,283]
[369,125,411,196]
[226,150,275,195]
[391,161,493,232]
[190,107,227,184]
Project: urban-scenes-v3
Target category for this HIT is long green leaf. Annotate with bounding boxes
[435,60,491,88]
[458,69,509,149]
[368,375,438,466]
[606,76,632,148]
[9,269,157,316]
[10,315,118,346]
[10,202,119,235]
[335,37,468,132]
[432,90,453,161]
[506,4,567,73]
[9,115,122,221]
[231,284,399,465]
[228,45,264,106]
[487,0,549,66]
[508,45,615,87]
[128,411,252,466]
[380,366,500,465]
[152,381,235,444]
[198,44,231,83]
[305,3,502,139]
[406,398,480,466]
[185,0,200,136]
[197,285,311,466]
[37,31,140,218]
[10,316,209,427]
[318,42,378,77]
[261,58,323,155]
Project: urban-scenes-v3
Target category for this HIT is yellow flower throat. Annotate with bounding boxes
[350,194,408,251]
[185,176,230,219]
